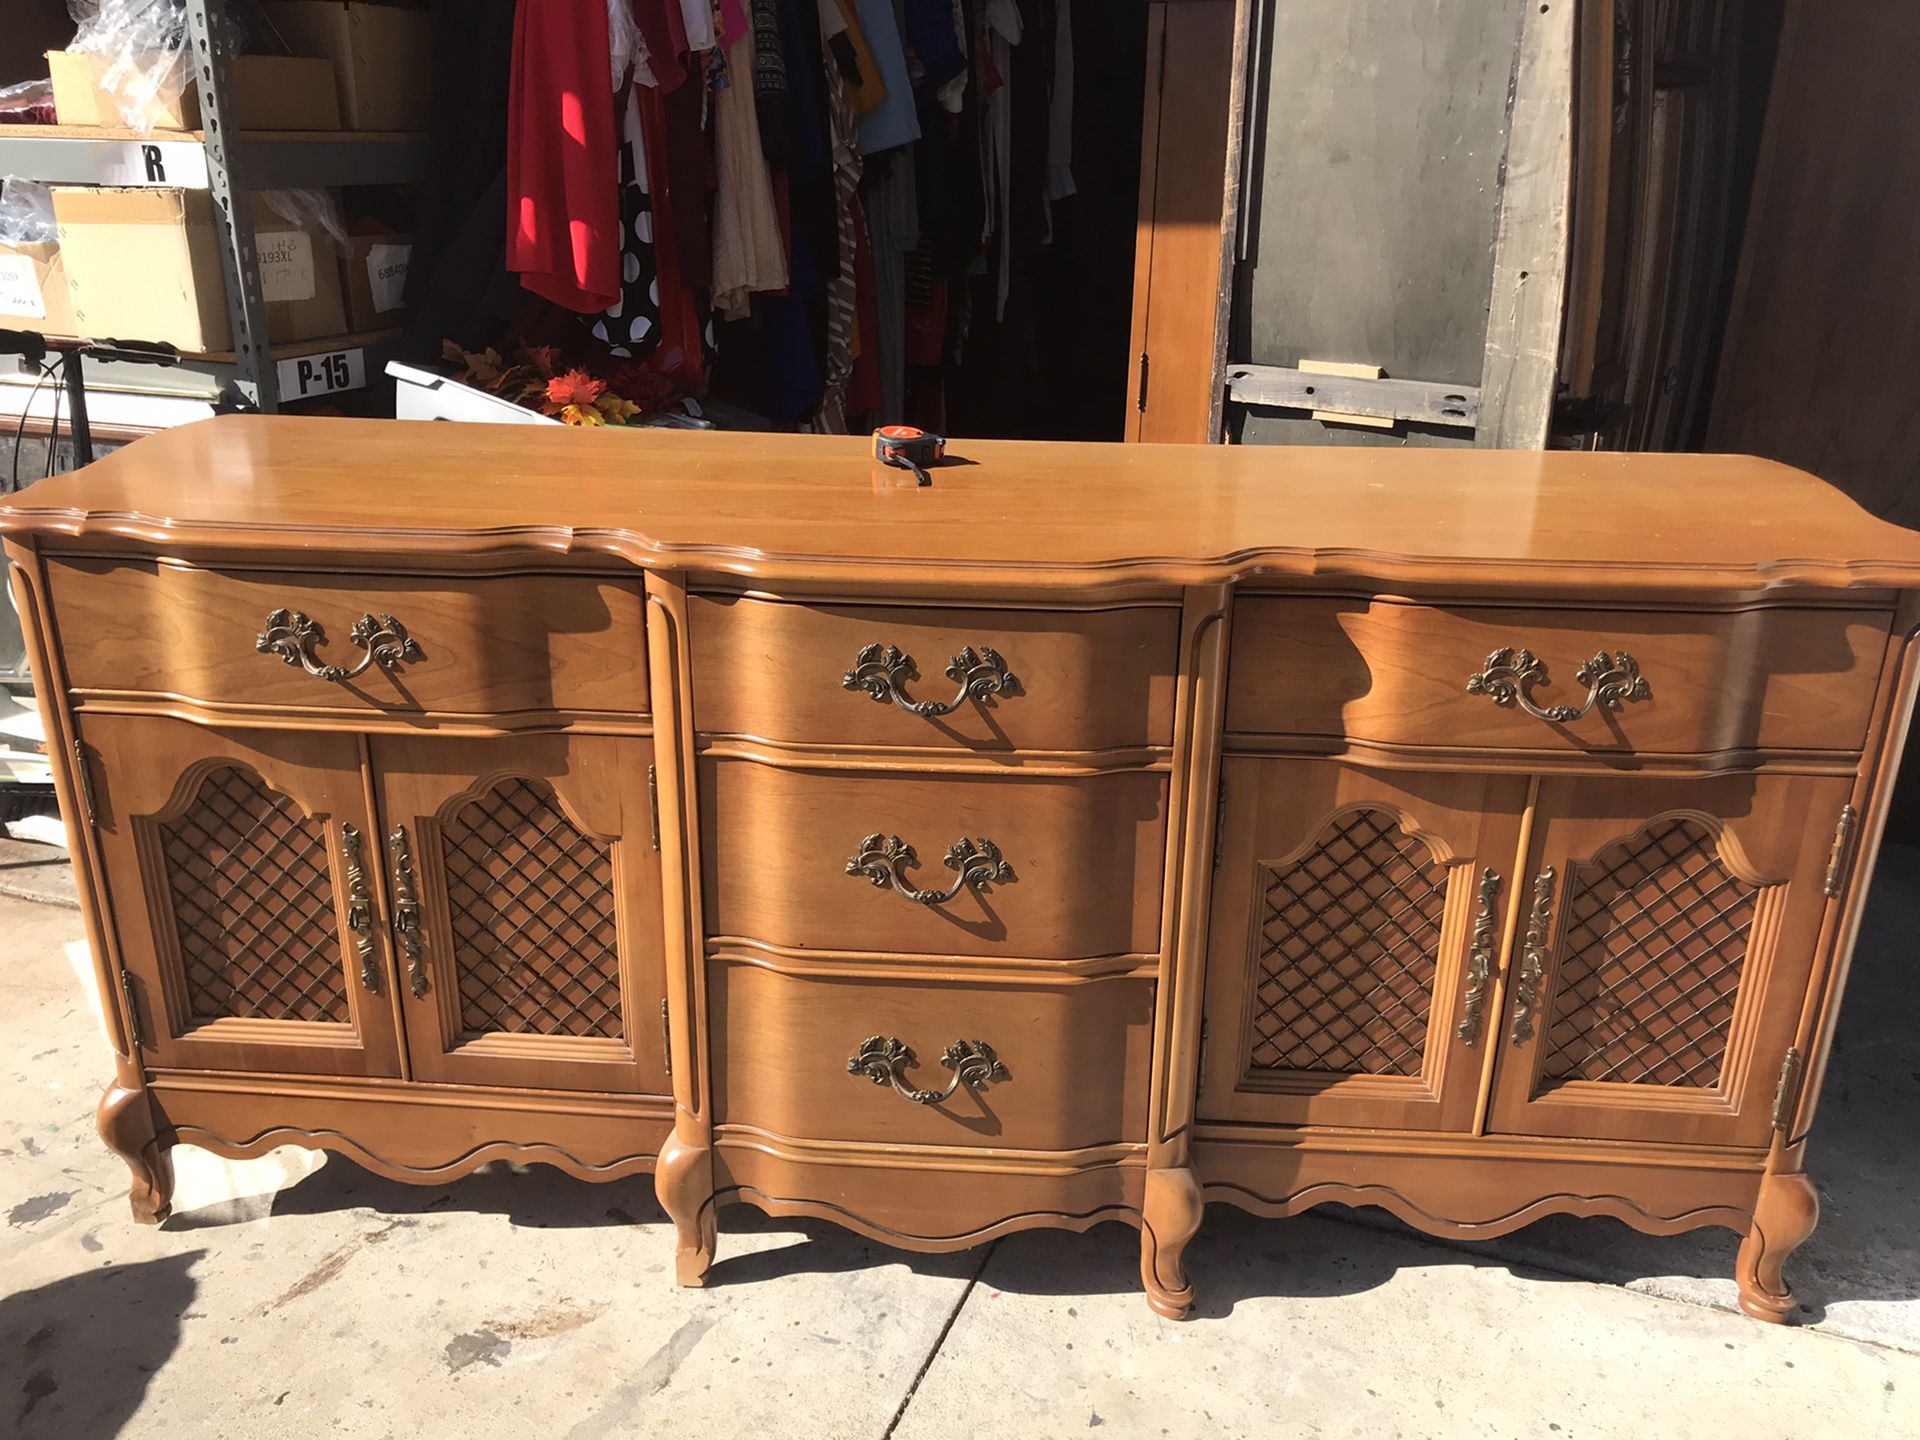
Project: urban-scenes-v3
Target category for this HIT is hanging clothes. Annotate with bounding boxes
[712,23,790,318]
[811,39,865,432]
[850,0,922,155]
[506,0,622,311]
[589,91,666,359]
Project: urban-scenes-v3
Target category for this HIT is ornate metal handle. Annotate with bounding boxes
[1466,647,1650,723]
[842,642,1020,717]
[340,822,379,994]
[1508,868,1556,1046]
[847,1035,1009,1105]
[845,833,1014,905]
[388,824,428,997]
[1456,868,1501,1045]
[257,608,423,682]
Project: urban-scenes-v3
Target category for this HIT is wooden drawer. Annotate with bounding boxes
[710,962,1155,1149]
[689,594,1179,751]
[1227,597,1890,755]
[701,759,1168,959]
[46,558,649,718]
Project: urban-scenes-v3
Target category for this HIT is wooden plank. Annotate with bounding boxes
[1706,0,1920,526]
[1125,0,1238,444]
[1226,364,1479,428]
[1477,0,1578,449]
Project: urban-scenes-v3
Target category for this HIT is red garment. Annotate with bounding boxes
[635,84,709,390]
[632,0,691,93]
[507,0,621,312]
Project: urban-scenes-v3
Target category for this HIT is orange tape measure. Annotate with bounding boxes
[872,425,946,486]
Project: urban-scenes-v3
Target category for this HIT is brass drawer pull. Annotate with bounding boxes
[1456,868,1501,1045]
[1466,647,1650,723]
[843,642,1020,717]
[845,833,1013,905]
[340,822,379,994]
[388,824,428,997]
[257,608,423,682]
[847,1035,1008,1105]
[1509,868,1557,1046]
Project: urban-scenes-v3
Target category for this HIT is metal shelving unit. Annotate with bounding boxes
[0,0,429,413]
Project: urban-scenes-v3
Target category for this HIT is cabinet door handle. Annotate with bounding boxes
[845,833,1013,905]
[842,642,1020,716]
[257,608,423,682]
[1508,868,1557,1046]
[340,822,379,994]
[388,824,428,997]
[1457,868,1501,1045]
[847,1035,1008,1105]
[1466,647,1650,723]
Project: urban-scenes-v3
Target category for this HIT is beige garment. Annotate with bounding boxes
[712,30,789,320]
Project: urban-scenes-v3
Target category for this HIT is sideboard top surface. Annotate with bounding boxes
[7,416,1920,595]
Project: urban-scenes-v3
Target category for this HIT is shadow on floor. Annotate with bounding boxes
[0,1252,200,1438]
[150,845,1920,1335]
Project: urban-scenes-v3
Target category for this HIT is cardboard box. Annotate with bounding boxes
[47,49,342,131]
[0,240,79,339]
[52,187,349,352]
[260,2,432,131]
[343,232,413,330]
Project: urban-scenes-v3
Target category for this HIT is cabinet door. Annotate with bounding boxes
[82,716,403,1077]
[1199,758,1528,1130]
[371,734,669,1094]
[1486,773,1851,1147]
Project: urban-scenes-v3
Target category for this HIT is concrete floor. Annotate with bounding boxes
[3,851,1917,1439]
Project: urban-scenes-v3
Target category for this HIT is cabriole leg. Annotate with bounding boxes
[656,1132,717,1285]
[1736,1168,1819,1323]
[1140,1164,1204,1319]
[96,1082,174,1225]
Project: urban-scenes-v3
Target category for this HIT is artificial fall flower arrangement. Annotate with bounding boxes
[442,340,650,426]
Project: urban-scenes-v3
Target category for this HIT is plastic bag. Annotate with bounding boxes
[0,78,57,125]
[67,0,192,135]
[262,188,348,254]
[0,180,58,247]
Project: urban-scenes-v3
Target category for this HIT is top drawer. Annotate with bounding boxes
[46,558,649,718]
[689,595,1180,752]
[1228,597,1890,756]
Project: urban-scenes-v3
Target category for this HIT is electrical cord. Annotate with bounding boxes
[7,361,58,496]
[44,356,63,479]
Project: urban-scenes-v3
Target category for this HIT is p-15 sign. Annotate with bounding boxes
[276,347,367,400]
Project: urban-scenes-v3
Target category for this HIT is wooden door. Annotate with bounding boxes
[81,716,403,1078]
[1486,772,1850,1147]
[370,733,669,1094]
[1199,758,1528,1130]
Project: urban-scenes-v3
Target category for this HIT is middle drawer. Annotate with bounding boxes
[701,759,1169,959]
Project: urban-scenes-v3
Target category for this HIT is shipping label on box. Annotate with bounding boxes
[258,230,319,305]
[0,253,48,319]
[366,241,411,314]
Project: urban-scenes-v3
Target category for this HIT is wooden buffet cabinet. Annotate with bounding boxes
[7,417,1919,1323]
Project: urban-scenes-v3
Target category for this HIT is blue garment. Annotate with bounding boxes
[852,0,922,156]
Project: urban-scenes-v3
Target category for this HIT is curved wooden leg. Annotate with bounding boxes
[1736,1168,1819,1323]
[656,1132,717,1286]
[1140,1165,1203,1319]
[96,1083,173,1225]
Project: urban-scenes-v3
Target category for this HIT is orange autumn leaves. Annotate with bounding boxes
[443,341,645,426]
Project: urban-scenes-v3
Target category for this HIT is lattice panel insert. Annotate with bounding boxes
[160,765,348,1024]
[442,777,624,1040]
[1248,809,1449,1076]
[1542,818,1759,1089]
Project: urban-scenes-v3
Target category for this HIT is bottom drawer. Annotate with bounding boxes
[709,962,1156,1150]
